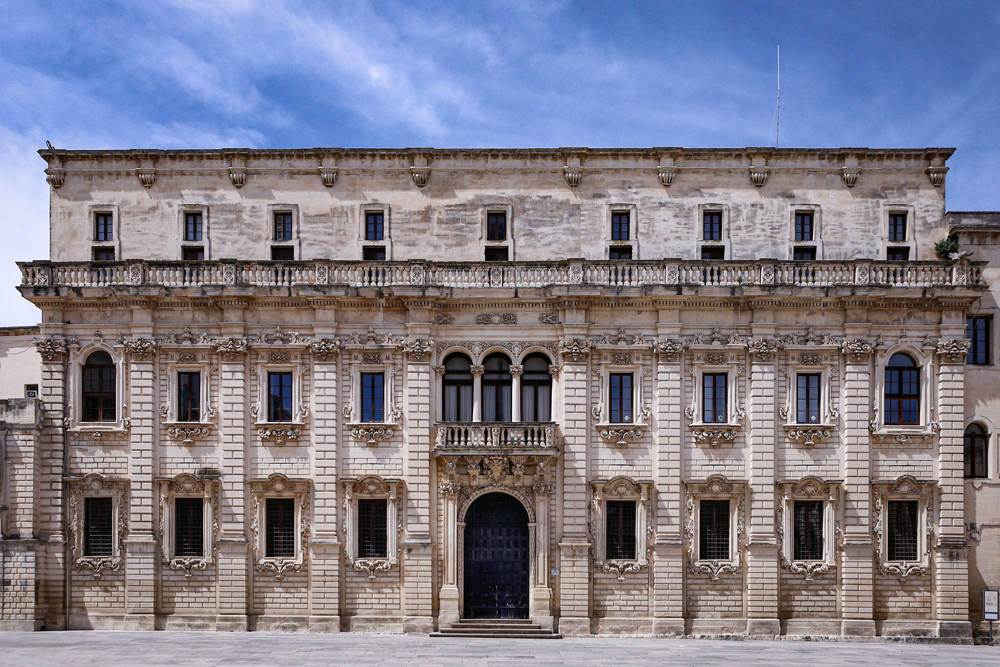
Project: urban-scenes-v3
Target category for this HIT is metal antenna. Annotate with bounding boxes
[776,45,780,148]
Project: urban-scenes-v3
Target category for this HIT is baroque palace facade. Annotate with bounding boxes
[3,146,999,640]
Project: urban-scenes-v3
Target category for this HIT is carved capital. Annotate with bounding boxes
[34,337,68,362]
[841,338,874,361]
[215,337,249,361]
[559,338,591,362]
[118,335,156,361]
[936,338,970,363]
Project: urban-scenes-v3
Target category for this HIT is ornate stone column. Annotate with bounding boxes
[438,477,461,627]
[510,365,523,422]
[530,475,554,630]
[471,365,484,422]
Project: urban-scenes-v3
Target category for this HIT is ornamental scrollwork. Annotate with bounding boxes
[786,427,832,447]
[257,428,302,445]
[746,337,782,360]
[34,337,68,362]
[559,338,591,362]
[351,426,394,447]
[653,338,686,361]
[475,312,517,325]
[936,338,971,363]
[250,475,310,580]
[309,338,341,361]
[166,426,212,444]
[353,559,393,580]
[69,474,129,578]
[214,337,249,361]
[404,338,434,362]
[118,335,156,361]
[597,427,645,448]
[841,338,874,361]
[691,426,737,447]
[602,561,642,581]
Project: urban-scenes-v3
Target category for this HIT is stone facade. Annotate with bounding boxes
[3,146,997,639]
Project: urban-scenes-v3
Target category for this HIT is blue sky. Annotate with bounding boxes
[2,0,999,325]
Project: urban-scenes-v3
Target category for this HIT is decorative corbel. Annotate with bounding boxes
[564,156,582,187]
[410,154,430,188]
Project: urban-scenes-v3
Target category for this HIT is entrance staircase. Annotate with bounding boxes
[431,619,562,639]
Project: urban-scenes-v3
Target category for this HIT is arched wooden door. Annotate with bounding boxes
[463,493,530,619]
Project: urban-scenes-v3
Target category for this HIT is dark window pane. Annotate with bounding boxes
[363,246,386,261]
[268,372,293,422]
[606,500,636,560]
[965,424,988,478]
[793,500,823,560]
[611,211,630,241]
[795,212,814,242]
[888,213,907,243]
[796,373,821,424]
[361,372,384,423]
[274,212,293,241]
[174,497,204,557]
[95,213,114,242]
[609,373,633,423]
[84,497,114,557]
[487,212,507,241]
[887,500,918,561]
[93,248,115,261]
[609,246,633,260]
[358,499,388,558]
[519,353,552,422]
[701,246,725,260]
[271,246,294,261]
[442,354,474,422]
[265,498,296,558]
[887,247,910,261]
[703,212,722,241]
[185,212,203,241]
[177,372,201,422]
[703,373,727,423]
[967,316,990,365]
[482,354,512,422]
[182,246,204,261]
[699,499,730,560]
[885,354,919,425]
[484,247,509,262]
[793,247,816,261]
[82,351,116,422]
[365,211,384,241]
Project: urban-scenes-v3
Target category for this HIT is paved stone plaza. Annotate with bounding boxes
[0,633,997,667]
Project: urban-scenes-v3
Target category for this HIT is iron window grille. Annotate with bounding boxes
[965,424,988,479]
[884,353,919,425]
[177,372,201,422]
[83,497,114,557]
[888,213,907,243]
[967,316,991,365]
[796,373,821,424]
[487,211,507,241]
[274,212,293,241]
[609,373,633,424]
[699,499,730,560]
[606,500,637,560]
[267,372,293,422]
[185,212,203,241]
[358,499,388,559]
[174,497,205,557]
[265,498,296,558]
[611,211,630,241]
[703,211,722,241]
[365,211,384,241]
[94,213,113,242]
[792,500,824,561]
[794,212,814,241]
[702,373,727,423]
[887,500,919,561]
[361,372,385,423]
[82,351,116,422]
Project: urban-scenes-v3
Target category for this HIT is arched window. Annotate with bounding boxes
[884,353,919,425]
[482,353,512,422]
[965,424,988,478]
[520,354,552,422]
[442,353,473,422]
[82,351,116,422]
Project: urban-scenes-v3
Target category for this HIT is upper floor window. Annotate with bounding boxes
[965,424,988,479]
[886,500,918,561]
[520,354,552,422]
[185,212,203,241]
[794,212,814,242]
[702,373,727,423]
[792,500,823,560]
[358,498,388,558]
[886,247,910,261]
[482,353,512,422]
[271,246,294,261]
[484,247,509,262]
[699,499,730,560]
[888,213,907,243]
[183,247,205,261]
[267,371,293,422]
[611,211,630,241]
[609,246,633,260]
[703,211,722,241]
[93,247,116,261]
[365,211,384,241]
[94,212,114,242]
[442,353,473,422]
[274,212,293,241]
[174,497,205,557]
[84,496,114,556]
[967,316,991,365]
[265,498,296,558]
[884,353,919,425]
[363,246,386,261]
[701,246,725,260]
[487,211,507,241]
[793,247,816,261]
[606,500,636,560]
[796,373,821,424]
[82,351,116,422]
[609,373,633,424]
[177,371,201,422]
[361,372,385,423]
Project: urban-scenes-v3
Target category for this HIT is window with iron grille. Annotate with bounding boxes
[884,353,919,424]
[609,246,632,260]
[82,351,116,422]
[185,212,203,241]
[703,211,722,241]
[887,500,918,561]
[967,316,991,365]
[606,500,636,560]
[265,498,296,558]
[888,213,907,243]
[796,373,821,424]
[93,247,116,261]
[365,211,384,241]
[793,247,816,260]
[487,211,507,241]
[95,212,113,242]
[358,499,388,558]
[699,499,730,560]
[174,497,204,557]
[794,212,814,242]
[611,211,630,241]
[702,373,727,423]
[274,212,293,241]
[361,372,384,423]
[267,372,293,422]
[177,372,201,422]
[793,500,823,560]
[886,247,909,261]
[965,424,988,479]
[609,373,633,423]
[84,497,114,557]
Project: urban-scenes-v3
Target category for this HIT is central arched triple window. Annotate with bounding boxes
[520,353,552,422]
[82,350,116,422]
[884,353,919,425]
[442,353,474,422]
[482,353,512,422]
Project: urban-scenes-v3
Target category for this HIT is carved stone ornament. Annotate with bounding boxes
[476,312,517,325]
[786,427,832,447]
[404,338,434,361]
[748,166,769,187]
[353,558,393,579]
[603,561,643,580]
[841,167,861,188]
[268,351,290,364]
[685,476,744,582]
[309,338,341,361]
[598,427,645,448]
[539,310,559,325]
[166,426,212,445]
[46,168,66,188]
[319,167,338,187]
[351,426,395,447]
[560,338,591,362]
[612,352,632,365]
[137,168,156,188]
[159,474,219,577]
[657,167,677,187]
[250,474,310,580]
[410,168,430,188]
[926,166,947,187]
[746,337,782,360]
[691,426,737,447]
[434,312,455,325]
[257,427,302,445]
[936,338,971,363]
[799,354,821,366]
[214,337,249,361]
[563,167,582,187]
[34,337,68,361]
[841,338,874,361]
[777,490,833,582]
[69,474,128,578]
[654,338,686,361]
[229,168,247,188]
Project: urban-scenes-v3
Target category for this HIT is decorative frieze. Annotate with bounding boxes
[351,426,395,447]
[166,426,212,445]
[475,312,517,325]
[257,427,302,446]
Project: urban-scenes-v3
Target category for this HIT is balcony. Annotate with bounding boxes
[18,258,984,291]
[434,422,558,456]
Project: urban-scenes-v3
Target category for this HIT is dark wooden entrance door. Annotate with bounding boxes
[463,492,530,619]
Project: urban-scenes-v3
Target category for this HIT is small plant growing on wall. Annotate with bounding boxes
[935,235,960,260]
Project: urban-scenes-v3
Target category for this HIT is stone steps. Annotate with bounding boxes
[431,619,562,639]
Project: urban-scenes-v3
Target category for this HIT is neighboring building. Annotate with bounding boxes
[2,146,998,640]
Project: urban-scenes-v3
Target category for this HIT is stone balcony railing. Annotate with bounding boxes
[18,259,984,290]
[435,422,557,452]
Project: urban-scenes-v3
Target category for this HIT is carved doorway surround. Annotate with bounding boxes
[462,492,530,618]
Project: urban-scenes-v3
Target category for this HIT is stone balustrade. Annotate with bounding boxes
[435,422,556,451]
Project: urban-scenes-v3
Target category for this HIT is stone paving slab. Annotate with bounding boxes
[0,632,998,667]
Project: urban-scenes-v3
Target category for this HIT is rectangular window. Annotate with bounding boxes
[606,500,637,560]
[487,211,507,241]
[358,499,388,558]
[888,213,907,243]
[267,372,293,422]
[484,247,509,262]
[93,248,115,261]
[703,211,722,241]
[793,247,816,261]
[795,212,814,242]
[182,247,205,261]
[611,211,630,241]
[796,373,821,424]
[185,212,203,241]
[887,500,919,561]
[24,384,38,398]
[701,246,725,260]
[177,372,201,422]
[265,498,295,558]
[361,372,384,423]
[363,246,386,261]
[967,316,991,365]
[274,212,293,241]
[270,246,294,261]
[702,373,727,423]
[699,499,730,561]
[609,373,633,424]
[793,500,824,561]
[95,213,114,242]
[174,497,205,557]
[83,497,113,557]
[608,246,633,260]
[365,211,384,241]
[886,247,910,261]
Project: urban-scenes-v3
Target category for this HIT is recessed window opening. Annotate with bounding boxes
[442,354,474,422]
[888,213,907,243]
[174,497,204,557]
[358,499,388,559]
[482,353,512,422]
[93,248,115,261]
[702,373,727,423]
[484,247,509,262]
[265,498,295,558]
[793,247,816,261]
[82,351,116,422]
[703,211,722,241]
[611,211,630,241]
[609,373,633,424]
[699,499,730,560]
[887,500,918,561]
[183,247,205,261]
[884,353,919,425]
[487,211,507,241]
[796,373,821,423]
[177,372,201,422]
[361,372,385,423]
[520,354,552,422]
[701,246,725,261]
[609,246,633,260]
[274,212,293,241]
[365,211,384,241]
[271,246,294,261]
[967,316,990,365]
[363,246,386,261]
[185,212,203,241]
[965,424,988,479]
[268,371,293,422]
[795,212,814,242]
[793,500,823,560]
[887,247,910,261]
[83,497,113,557]
[606,500,636,560]
[95,213,113,242]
